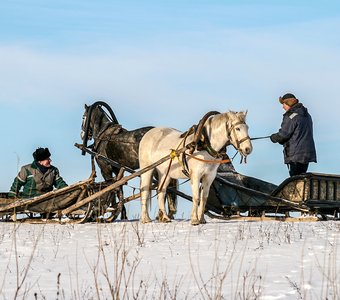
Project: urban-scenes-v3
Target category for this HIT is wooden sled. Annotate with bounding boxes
[0,144,188,223]
[207,169,340,221]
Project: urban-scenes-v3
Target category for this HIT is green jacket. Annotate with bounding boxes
[9,161,68,198]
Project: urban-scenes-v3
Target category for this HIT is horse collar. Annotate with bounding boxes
[93,124,123,151]
[197,127,225,159]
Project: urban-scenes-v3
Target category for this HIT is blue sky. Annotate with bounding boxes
[1,1,340,217]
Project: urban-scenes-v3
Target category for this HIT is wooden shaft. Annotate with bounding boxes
[122,183,159,203]
[61,147,187,215]
[76,143,186,186]
[75,143,136,174]
[0,177,94,213]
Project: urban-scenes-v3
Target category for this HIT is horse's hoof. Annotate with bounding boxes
[200,218,207,224]
[157,210,171,223]
[159,214,171,223]
[141,217,152,224]
[168,210,177,219]
[191,219,200,226]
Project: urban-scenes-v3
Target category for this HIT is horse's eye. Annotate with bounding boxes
[236,127,240,131]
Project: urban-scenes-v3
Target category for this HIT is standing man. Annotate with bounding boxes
[9,147,67,198]
[270,93,317,176]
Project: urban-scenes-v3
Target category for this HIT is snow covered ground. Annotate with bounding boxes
[0,218,339,299]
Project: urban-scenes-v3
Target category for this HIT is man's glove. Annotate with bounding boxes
[270,134,278,143]
[7,192,18,199]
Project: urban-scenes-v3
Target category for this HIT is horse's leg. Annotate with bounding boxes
[157,175,172,223]
[198,175,215,224]
[140,170,153,223]
[190,175,201,225]
[115,166,128,220]
[166,179,178,219]
[97,158,113,181]
[116,181,128,220]
[97,159,128,220]
[120,194,128,220]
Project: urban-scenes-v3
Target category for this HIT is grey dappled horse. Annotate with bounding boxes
[81,101,178,219]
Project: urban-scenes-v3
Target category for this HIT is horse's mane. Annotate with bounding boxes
[208,111,246,129]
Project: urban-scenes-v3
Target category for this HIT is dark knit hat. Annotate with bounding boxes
[33,147,51,161]
[279,93,299,106]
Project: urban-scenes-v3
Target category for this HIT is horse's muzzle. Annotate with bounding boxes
[244,146,252,155]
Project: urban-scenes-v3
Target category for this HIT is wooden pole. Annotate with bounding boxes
[62,147,187,215]
[75,143,189,196]
[0,176,95,213]
[75,143,135,174]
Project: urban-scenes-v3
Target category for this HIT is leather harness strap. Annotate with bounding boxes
[184,153,231,164]
[93,124,123,151]
[176,116,251,177]
[226,121,251,149]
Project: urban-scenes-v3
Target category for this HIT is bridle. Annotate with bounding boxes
[81,114,92,139]
[188,112,251,160]
[227,120,251,151]
[81,101,119,155]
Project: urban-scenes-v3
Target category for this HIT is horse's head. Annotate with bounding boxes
[226,111,252,157]
[80,101,119,151]
[80,104,91,141]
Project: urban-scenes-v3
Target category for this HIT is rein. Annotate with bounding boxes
[184,153,231,164]
[250,135,271,141]
[227,121,251,149]
[227,135,270,164]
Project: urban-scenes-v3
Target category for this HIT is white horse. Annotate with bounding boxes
[139,111,253,225]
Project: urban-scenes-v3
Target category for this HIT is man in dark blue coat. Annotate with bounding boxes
[270,93,317,176]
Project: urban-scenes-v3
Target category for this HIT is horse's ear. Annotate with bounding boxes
[238,110,247,118]
[84,104,89,110]
[236,110,247,121]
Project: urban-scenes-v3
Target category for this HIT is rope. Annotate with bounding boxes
[225,135,270,164]
[158,144,187,192]
[250,135,270,141]
[158,127,198,191]
[185,153,231,164]
[231,151,238,161]
[158,158,173,192]
[169,131,193,175]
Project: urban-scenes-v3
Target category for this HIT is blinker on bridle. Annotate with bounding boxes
[81,101,119,155]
